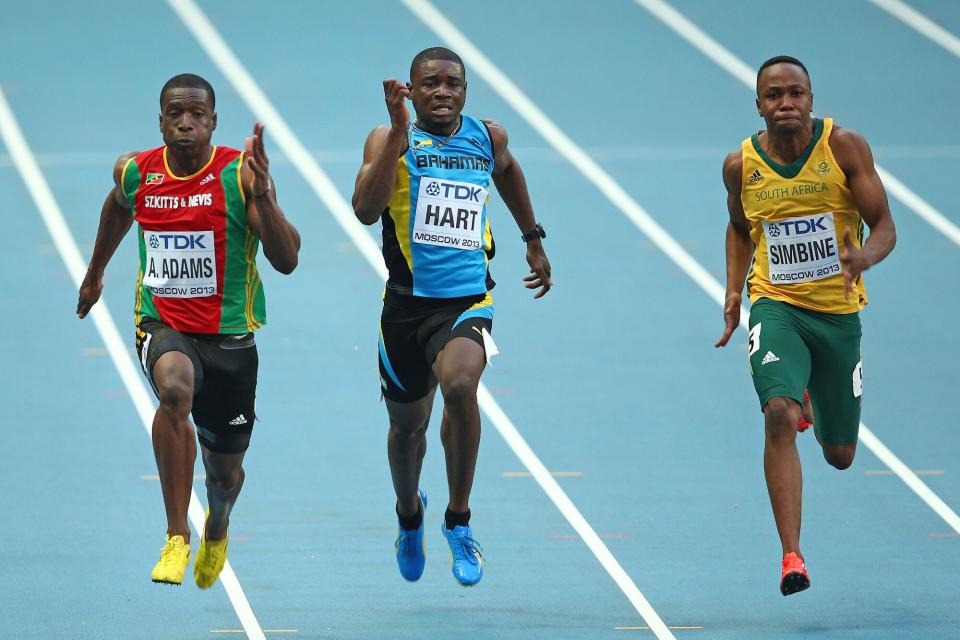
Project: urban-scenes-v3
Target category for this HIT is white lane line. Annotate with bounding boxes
[631,0,960,535]
[858,429,960,531]
[868,0,960,58]
[875,165,960,245]
[632,0,960,248]
[0,87,267,640]
[165,0,675,636]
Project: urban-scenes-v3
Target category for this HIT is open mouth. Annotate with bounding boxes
[432,104,454,115]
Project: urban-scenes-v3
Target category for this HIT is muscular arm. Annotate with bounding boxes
[352,79,411,225]
[830,126,896,294]
[716,150,753,347]
[352,125,407,225]
[77,152,137,319]
[486,120,536,232]
[243,123,300,275]
[485,119,552,298]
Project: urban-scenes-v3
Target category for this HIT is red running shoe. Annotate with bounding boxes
[797,390,813,432]
[780,551,811,596]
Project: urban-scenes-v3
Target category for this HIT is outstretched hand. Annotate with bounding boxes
[524,242,553,299]
[715,292,741,348]
[383,79,411,131]
[839,228,868,301]
[245,123,272,197]
[77,271,103,319]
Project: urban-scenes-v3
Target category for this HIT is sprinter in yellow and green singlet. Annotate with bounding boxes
[715,56,896,596]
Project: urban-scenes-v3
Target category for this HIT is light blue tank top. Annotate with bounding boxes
[382,114,496,298]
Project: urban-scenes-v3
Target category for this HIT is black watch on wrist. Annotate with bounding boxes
[521,223,546,243]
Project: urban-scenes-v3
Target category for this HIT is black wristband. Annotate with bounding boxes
[521,223,546,242]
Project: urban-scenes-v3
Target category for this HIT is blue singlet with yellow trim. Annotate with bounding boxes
[381,114,496,298]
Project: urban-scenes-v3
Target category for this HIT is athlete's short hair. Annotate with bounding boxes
[756,55,810,95]
[160,73,216,110]
[410,47,465,81]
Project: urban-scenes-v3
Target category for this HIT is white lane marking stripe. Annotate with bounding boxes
[399,1,677,636]
[477,386,676,638]
[857,428,960,531]
[868,0,960,58]
[633,0,960,248]
[874,165,960,246]
[165,0,675,636]
[0,86,267,640]
[632,0,960,534]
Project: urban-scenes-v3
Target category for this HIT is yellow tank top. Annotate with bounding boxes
[740,118,866,314]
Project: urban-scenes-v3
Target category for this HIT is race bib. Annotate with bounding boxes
[763,212,841,284]
[142,230,217,298]
[412,178,486,250]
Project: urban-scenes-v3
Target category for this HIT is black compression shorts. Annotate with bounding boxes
[378,290,494,403]
[136,317,258,453]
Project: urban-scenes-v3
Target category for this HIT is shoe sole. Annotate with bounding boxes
[780,571,810,596]
[151,578,183,586]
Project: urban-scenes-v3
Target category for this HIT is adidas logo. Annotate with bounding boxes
[228,414,248,426]
[199,172,216,185]
[761,351,780,365]
[746,168,764,184]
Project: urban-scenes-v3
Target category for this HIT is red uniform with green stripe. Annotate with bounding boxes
[122,146,266,334]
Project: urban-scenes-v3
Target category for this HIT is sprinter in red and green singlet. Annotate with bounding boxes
[77,74,300,587]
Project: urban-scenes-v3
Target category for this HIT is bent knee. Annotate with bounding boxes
[156,379,193,415]
[763,397,800,440]
[206,467,244,493]
[389,413,430,439]
[440,375,479,408]
[823,445,856,470]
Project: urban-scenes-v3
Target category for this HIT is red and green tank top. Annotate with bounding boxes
[121,145,266,334]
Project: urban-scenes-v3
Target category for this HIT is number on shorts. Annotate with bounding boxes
[748,322,761,357]
[852,360,863,398]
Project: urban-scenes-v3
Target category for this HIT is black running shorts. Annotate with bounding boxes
[378,290,494,403]
[136,317,258,453]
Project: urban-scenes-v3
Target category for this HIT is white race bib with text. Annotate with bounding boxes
[142,230,217,298]
[412,178,486,250]
[763,212,841,284]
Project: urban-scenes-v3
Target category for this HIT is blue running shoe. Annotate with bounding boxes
[442,522,483,586]
[394,490,427,581]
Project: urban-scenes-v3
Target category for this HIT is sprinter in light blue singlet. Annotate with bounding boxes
[353,47,552,588]
[384,114,496,298]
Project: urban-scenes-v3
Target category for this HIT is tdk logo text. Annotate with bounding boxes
[148,233,208,250]
[425,181,483,202]
[768,216,828,237]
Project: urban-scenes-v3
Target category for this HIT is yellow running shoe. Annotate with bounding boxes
[151,534,191,585]
[195,531,229,589]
